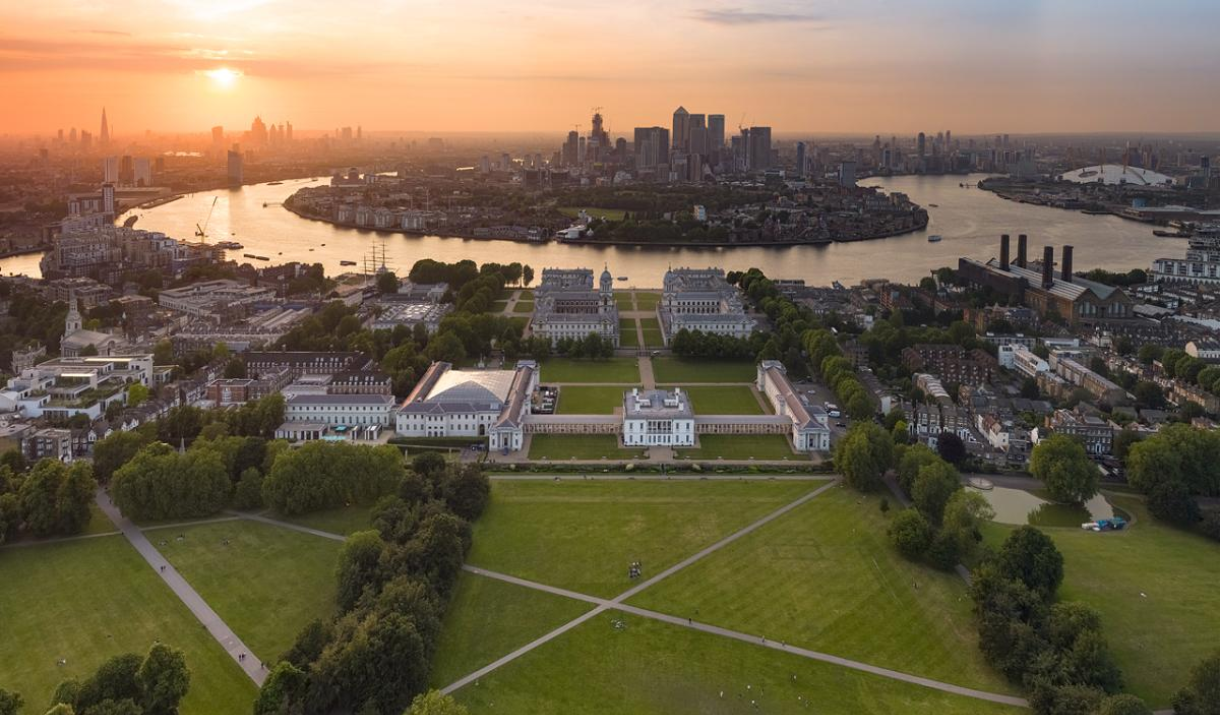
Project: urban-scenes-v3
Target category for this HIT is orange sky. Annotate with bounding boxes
[2,0,1218,135]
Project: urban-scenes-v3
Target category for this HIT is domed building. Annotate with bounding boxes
[529,266,620,348]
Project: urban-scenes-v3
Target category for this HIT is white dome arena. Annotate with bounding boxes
[1060,164,1173,186]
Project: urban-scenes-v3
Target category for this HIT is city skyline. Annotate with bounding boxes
[3,0,1220,135]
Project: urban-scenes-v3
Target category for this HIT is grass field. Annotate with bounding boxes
[160,520,341,664]
[558,206,628,221]
[540,358,640,384]
[984,494,1220,706]
[0,536,256,715]
[429,571,593,688]
[633,488,1012,693]
[526,435,643,462]
[492,300,510,312]
[512,300,535,313]
[557,386,624,414]
[635,292,661,309]
[467,479,822,597]
[665,385,765,415]
[641,329,665,347]
[82,501,119,535]
[279,505,374,536]
[615,292,635,307]
[453,610,1023,715]
[678,435,795,460]
[639,317,660,330]
[620,329,639,348]
[652,358,756,383]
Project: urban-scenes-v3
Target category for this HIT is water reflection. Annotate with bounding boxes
[975,485,1115,527]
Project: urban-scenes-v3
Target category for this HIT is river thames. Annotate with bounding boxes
[0,173,1172,286]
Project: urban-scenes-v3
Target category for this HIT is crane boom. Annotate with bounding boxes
[195,196,218,239]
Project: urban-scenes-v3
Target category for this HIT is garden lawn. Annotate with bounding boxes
[159,520,341,664]
[632,487,1012,694]
[279,505,375,536]
[429,570,593,688]
[678,435,795,460]
[491,300,510,312]
[512,300,535,313]
[664,385,764,415]
[526,435,643,462]
[0,536,256,715]
[641,329,665,348]
[540,358,640,383]
[635,292,661,309]
[620,329,639,348]
[453,611,1023,715]
[614,292,635,307]
[557,386,625,415]
[82,500,120,535]
[652,357,756,383]
[467,479,821,597]
[983,494,1220,707]
[639,317,661,330]
[557,206,627,221]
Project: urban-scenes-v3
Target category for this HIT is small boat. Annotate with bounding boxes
[340,260,357,266]
[243,253,257,258]
[1153,230,1191,238]
[268,181,283,186]
[928,203,939,208]
[927,234,943,243]
[616,276,628,282]
[253,255,270,261]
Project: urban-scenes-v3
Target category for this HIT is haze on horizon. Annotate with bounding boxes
[2,0,1218,136]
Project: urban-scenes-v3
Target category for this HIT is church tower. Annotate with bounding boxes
[599,265,614,312]
[65,291,82,335]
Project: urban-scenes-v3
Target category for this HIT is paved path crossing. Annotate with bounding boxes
[95,489,267,685]
[229,511,346,542]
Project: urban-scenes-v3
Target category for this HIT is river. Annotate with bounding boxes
[0,174,1172,286]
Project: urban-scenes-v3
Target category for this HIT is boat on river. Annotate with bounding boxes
[928,234,943,243]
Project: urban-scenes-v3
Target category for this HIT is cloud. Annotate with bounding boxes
[690,8,826,25]
[77,29,133,37]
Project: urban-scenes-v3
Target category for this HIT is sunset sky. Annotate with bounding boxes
[2,0,1218,136]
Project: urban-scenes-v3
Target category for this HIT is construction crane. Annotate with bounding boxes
[195,196,218,239]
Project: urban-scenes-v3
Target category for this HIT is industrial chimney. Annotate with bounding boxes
[1000,234,1010,271]
[1042,246,1054,288]
[1017,234,1028,268]
[1062,245,1074,282]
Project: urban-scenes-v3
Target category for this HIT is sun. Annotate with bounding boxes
[204,68,241,89]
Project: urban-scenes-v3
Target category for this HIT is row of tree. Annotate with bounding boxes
[262,442,405,515]
[888,444,995,570]
[0,643,191,715]
[1125,424,1220,541]
[254,455,490,715]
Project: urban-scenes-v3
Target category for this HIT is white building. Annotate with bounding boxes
[757,361,831,452]
[397,361,538,439]
[284,393,396,427]
[1010,345,1050,378]
[531,268,619,347]
[622,388,695,447]
[659,267,756,344]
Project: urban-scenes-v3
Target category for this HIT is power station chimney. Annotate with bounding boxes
[1000,234,1010,271]
[1016,235,1028,268]
[1042,246,1054,288]
[1062,245,1074,282]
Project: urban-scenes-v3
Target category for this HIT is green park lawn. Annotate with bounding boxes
[614,292,635,307]
[678,435,795,461]
[82,500,119,535]
[159,520,342,664]
[984,494,1220,706]
[632,488,1013,694]
[639,317,661,330]
[526,435,642,462]
[664,385,765,415]
[0,536,256,715]
[512,300,535,313]
[557,206,628,221]
[652,357,756,383]
[635,292,661,309]
[491,300,510,312]
[641,329,665,348]
[467,479,821,597]
[429,570,593,688]
[540,358,640,383]
[279,505,374,536]
[557,386,625,415]
[620,329,639,348]
[453,610,1024,715]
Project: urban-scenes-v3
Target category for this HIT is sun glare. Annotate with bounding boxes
[204,68,241,88]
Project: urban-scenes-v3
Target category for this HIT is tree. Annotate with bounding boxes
[377,271,400,294]
[0,690,23,715]
[126,382,150,408]
[223,358,247,379]
[1132,381,1165,409]
[262,442,404,515]
[336,530,386,612]
[1174,649,1220,715]
[425,332,466,364]
[935,432,966,465]
[440,465,490,521]
[137,643,190,715]
[254,662,307,715]
[833,423,894,492]
[407,690,469,715]
[942,489,994,560]
[18,459,97,537]
[998,525,1064,598]
[111,444,231,521]
[75,653,143,710]
[1030,434,1099,504]
[912,459,960,524]
[233,467,264,510]
[521,265,535,286]
[1113,429,1141,462]
[1146,479,1201,526]
[897,444,940,494]
[889,508,932,559]
[92,431,150,484]
[1137,344,1164,366]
